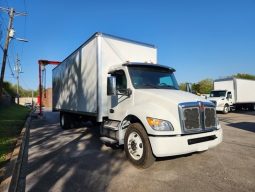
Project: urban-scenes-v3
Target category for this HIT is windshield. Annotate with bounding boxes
[128,66,179,89]
[210,91,226,97]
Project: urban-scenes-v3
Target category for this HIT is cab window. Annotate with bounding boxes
[111,70,127,93]
[227,91,232,99]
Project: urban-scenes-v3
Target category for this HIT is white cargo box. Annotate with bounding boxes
[53,32,157,121]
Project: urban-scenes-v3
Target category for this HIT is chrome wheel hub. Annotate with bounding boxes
[128,132,143,160]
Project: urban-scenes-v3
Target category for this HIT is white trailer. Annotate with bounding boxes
[53,32,222,168]
[208,78,255,113]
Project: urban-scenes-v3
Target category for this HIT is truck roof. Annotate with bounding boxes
[214,77,255,82]
[123,62,176,72]
[99,32,156,48]
[53,32,156,72]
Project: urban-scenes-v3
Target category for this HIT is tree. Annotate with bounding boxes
[179,83,187,91]
[3,81,37,97]
[3,81,16,96]
[192,83,200,94]
[233,73,255,80]
[179,79,213,94]
[197,79,213,94]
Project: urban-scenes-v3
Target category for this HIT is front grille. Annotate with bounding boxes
[204,108,216,128]
[179,102,217,133]
[183,107,201,129]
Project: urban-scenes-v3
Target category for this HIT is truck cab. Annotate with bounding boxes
[208,90,234,114]
[103,63,222,168]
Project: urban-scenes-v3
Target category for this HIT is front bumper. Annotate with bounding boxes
[216,106,224,111]
[149,128,223,157]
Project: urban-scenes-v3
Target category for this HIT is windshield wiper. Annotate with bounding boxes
[160,85,177,89]
[142,84,159,88]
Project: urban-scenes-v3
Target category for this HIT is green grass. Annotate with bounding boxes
[0,104,30,166]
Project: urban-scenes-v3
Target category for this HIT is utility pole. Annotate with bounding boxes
[0,7,27,100]
[14,54,22,104]
[0,8,14,100]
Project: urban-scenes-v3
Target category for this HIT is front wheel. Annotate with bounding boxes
[124,123,155,169]
[223,105,229,114]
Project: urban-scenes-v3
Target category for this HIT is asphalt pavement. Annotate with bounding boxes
[20,110,255,192]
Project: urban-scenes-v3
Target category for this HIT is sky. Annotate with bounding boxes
[0,0,255,90]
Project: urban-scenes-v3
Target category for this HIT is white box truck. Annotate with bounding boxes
[52,32,222,168]
[208,78,255,113]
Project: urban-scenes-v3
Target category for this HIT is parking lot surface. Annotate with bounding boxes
[22,111,255,192]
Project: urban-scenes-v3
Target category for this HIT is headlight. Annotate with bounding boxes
[146,117,174,131]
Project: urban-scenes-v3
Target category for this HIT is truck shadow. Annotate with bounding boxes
[218,112,255,133]
[156,153,193,162]
[23,111,126,192]
[227,122,255,133]
[232,111,255,116]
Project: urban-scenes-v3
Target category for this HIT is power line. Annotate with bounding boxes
[0,14,8,30]
[7,56,14,77]
[23,0,28,12]
[9,40,17,64]
[20,0,28,60]
[20,78,32,90]
[0,13,8,44]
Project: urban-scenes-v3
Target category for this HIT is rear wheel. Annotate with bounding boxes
[249,104,255,111]
[124,123,155,169]
[60,112,70,129]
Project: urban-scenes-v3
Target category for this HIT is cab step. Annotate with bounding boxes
[103,120,120,131]
[103,124,119,131]
[100,137,117,144]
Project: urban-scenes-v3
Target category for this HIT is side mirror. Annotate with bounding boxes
[227,93,232,99]
[107,76,117,95]
[185,83,192,93]
[126,88,132,97]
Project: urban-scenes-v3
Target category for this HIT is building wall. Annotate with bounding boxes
[18,97,37,105]
[42,88,52,108]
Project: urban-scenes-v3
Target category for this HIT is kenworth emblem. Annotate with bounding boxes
[198,101,204,112]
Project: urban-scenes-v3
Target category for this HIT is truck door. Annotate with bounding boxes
[108,70,131,120]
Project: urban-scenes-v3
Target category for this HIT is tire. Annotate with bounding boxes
[223,104,229,114]
[60,112,70,129]
[249,104,255,111]
[124,123,155,169]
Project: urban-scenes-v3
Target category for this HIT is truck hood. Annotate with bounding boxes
[207,97,224,102]
[132,89,208,135]
[135,89,206,105]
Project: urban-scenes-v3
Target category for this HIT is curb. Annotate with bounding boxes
[0,113,31,192]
